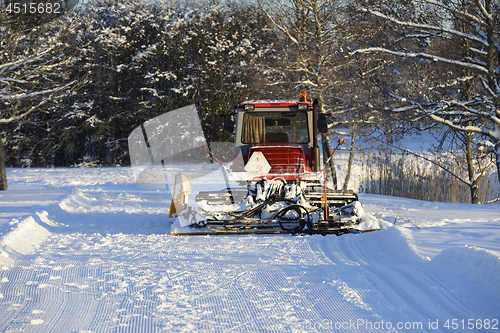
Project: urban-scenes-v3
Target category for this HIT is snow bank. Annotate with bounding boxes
[356,225,431,265]
[7,168,135,188]
[431,245,500,301]
[382,226,431,262]
[357,211,393,231]
[0,250,12,270]
[0,215,52,269]
[333,224,431,266]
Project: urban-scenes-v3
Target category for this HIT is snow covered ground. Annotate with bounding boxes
[0,167,499,332]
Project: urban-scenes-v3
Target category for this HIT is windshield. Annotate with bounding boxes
[241,111,309,144]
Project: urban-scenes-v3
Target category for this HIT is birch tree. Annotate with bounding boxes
[355,0,500,202]
[259,0,360,188]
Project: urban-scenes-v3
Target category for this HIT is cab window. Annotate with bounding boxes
[241,112,309,144]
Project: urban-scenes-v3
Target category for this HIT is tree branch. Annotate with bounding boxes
[361,8,489,46]
[425,0,487,26]
[428,113,498,142]
[0,100,47,125]
[353,47,489,74]
[1,80,76,101]
[368,132,471,186]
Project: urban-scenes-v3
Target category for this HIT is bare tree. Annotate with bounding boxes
[258,0,360,188]
[355,0,500,202]
[0,19,76,189]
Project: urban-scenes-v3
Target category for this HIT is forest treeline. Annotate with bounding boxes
[2,0,284,166]
[1,0,499,203]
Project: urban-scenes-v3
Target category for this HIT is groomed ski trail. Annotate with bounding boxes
[0,168,499,332]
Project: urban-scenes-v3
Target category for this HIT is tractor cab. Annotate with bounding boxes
[228,91,327,179]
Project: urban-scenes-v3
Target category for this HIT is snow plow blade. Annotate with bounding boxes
[170,222,378,236]
[168,181,373,236]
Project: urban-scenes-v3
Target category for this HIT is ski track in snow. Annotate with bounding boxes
[0,168,499,333]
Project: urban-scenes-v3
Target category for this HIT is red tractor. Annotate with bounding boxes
[169,91,363,235]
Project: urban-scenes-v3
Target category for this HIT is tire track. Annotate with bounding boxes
[0,260,101,332]
[1,206,498,333]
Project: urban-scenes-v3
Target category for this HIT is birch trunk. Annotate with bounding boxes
[0,137,7,191]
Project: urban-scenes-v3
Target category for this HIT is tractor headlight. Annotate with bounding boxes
[297,103,308,111]
[244,104,255,111]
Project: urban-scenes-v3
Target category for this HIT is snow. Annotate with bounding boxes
[0,167,499,332]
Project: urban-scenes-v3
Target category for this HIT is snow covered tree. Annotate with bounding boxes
[55,0,169,165]
[355,0,500,203]
[157,1,280,143]
[1,0,80,32]
[0,12,77,187]
[6,0,279,166]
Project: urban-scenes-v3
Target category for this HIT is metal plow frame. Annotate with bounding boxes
[169,188,373,236]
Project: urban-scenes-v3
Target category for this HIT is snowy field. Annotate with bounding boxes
[0,167,499,333]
